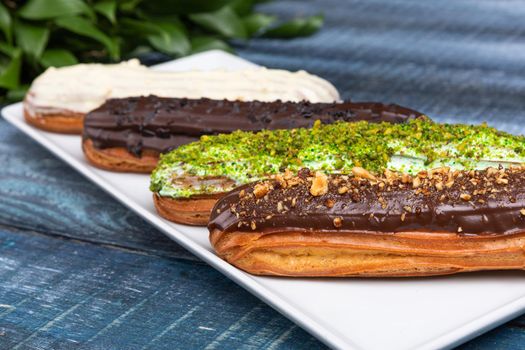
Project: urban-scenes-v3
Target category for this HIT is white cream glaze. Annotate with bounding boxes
[25,59,340,115]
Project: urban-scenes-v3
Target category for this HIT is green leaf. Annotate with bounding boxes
[230,0,256,16]
[119,18,164,35]
[0,42,17,56]
[19,0,94,20]
[94,0,117,24]
[189,6,247,39]
[119,0,143,12]
[263,14,324,38]
[0,48,22,89]
[14,21,50,60]
[120,18,190,57]
[191,36,233,54]
[147,22,190,56]
[243,13,276,37]
[142,1,234,15]
[0,2,12,44]
[55,16,119,59]
[40,49,78,68]
[6,84,29,102]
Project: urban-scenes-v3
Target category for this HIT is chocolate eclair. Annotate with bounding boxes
[24,60,340,134]
[209,168,525,277]
[151,118,525,225]
[83,96,423,172]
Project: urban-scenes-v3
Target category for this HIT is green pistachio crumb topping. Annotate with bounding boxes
[150,118,525,198]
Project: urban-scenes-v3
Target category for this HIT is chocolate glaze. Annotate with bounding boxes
[209,168,525,236]
[83,95,423,156]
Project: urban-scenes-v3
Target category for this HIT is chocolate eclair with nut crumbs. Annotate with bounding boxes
[209,167,525,277]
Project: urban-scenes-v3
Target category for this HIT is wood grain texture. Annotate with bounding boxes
[1,0,525,348]
[0,119,197,262]
[0,228,323,350]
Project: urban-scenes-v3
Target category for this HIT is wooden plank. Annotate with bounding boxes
[0,228,324,349]
[0,118,197,262]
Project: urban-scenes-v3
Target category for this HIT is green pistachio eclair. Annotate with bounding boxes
[150,118,525,198]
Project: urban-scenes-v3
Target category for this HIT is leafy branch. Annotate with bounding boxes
[0,0,323,101]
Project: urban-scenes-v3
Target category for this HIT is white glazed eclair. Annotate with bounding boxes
[24,59,340,134]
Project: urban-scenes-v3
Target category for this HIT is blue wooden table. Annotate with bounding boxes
[1,1,525,349]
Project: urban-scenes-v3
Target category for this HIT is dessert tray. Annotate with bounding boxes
[3,50,525,350]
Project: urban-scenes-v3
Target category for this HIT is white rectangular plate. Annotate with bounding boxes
[3,50,525,350]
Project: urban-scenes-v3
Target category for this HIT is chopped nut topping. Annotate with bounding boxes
[496,177,508,185]
[250,221,257,230]
[401,173,412,184]
[287,177,302,187]
[310,171,328,196]
[378,197,387,209]
[253,183,270,198]
[352,167,376,181]
[224,167,525,235]
[274,174,287,188]
[487,167,498,176]
[460,193,471,201]
[384,169,399,183]
[333,217,343,228]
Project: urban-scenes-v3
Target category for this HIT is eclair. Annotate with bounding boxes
[83,96,422,172]
[150,118,525,225]
[209,168,525,277]
[23,60,339,134]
